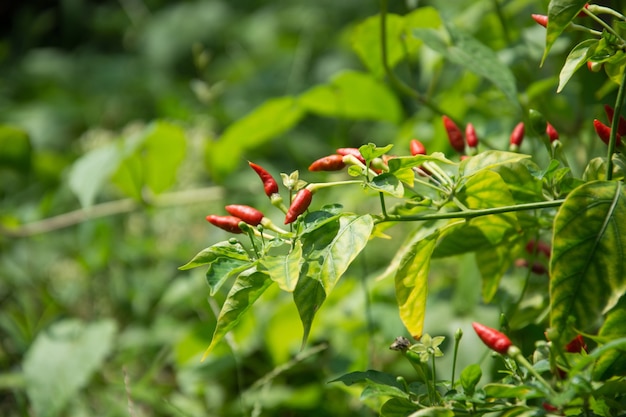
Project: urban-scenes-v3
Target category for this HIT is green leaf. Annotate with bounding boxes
[408,408,455,417]
[494,161,544,204]
[380,398,420,417]
[550,181,626,341]
[201,270,273,360]
[293,273,326,347]
[460,364,482,396]
[459,150,531,178]
[351,7,441,78]
[387,153,457,172]
[558,39,598,93]
[368,173,404,198]
[395,220,463,339]
[331,369,403,387]
[543,0,590,65]
[302,214,374,294]
[433,225,493,258]
[476,241,518,303]
[458,170,518,245]
[414,25,519,108]
[23,319,117,417]
[206,258,253,296]
[208,96,304,179]
[299,71,402,123]
[483,383,539,399]
[592,294,626,380]
[359,143,394,161]
[179,241,250,270]
[259,240,303,292]
[68,144,122,208]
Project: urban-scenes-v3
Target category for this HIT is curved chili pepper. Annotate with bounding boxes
[206,215,243,234]
[285,188,313,224]
[409,139,427,156]
[308,154,346,171]
[594,119,622,147]
[442,115,465,153]
[249,161,279,197]
[472,322,512,355]
[225,205,264,226]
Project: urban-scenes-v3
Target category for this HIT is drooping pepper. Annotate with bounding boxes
[594,119,622,147]
[225,205,264,226]
[308,154,346,171]
[285,188,313,224]
[603,105,626,136]
[472,322,512,355]
[206,215,243,234]
[249,161,280,197]
[442,115,465,153]
[546,122,559,142]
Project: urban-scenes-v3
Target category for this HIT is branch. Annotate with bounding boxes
[1,186,223,238]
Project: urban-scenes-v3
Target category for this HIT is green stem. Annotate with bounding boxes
[451,329,463,390]
[379,0,449,119]
[379,199,564,223]
[430,353,437,402]
[508,346,556,396]
[580,9,624,42]
[492,0,511,44]
[606,69,626,180]
[379,192,388,217]
[306,180,362,193]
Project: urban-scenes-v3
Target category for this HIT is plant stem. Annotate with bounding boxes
[379,199,564,223]
[379,192,388,217]
[508,346,557,396]
[450,329,463,389]
[378,0,449,119]
[606,69,626,180]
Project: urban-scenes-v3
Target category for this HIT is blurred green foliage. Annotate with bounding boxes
[1,0,624,416]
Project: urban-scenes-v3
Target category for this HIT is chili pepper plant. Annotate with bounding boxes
[181,0,626,415]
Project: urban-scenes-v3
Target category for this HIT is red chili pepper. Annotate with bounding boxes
[565,335,587,353]
[472,322,512,355]
[546,122,559,142]
[409,139,427,156]
[224,205,264,226]
[525,239,552,258]
[603,105,626,136]
[308,154,346,171]
[465,123,478,148]
[336,148,366,164]
[594,119,622,147]
[206,215,243,234]
[285,188,313,224]
[442,115,465,153]
[249,161,279,197]
[509,122,525,149]
[532,14,548,28]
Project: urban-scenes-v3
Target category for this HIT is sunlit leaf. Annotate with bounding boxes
[299,71,402,123]
[330,370,408,399]
[68,144,122,208]
[459,150,531,178]
[201,270,273,360]
[483,383,539,399]
[303,214,374,294]
[550,181,626,342]
[408,407,455,417]
[369,173,404,198]
[458,170,518,245]
[23,319,117,417]
[476,241,519,303]
[558,39,598,92]
[395,220,462,339]
[259,240,303,292]
[543,0,590,65]
[179,241,250,270]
